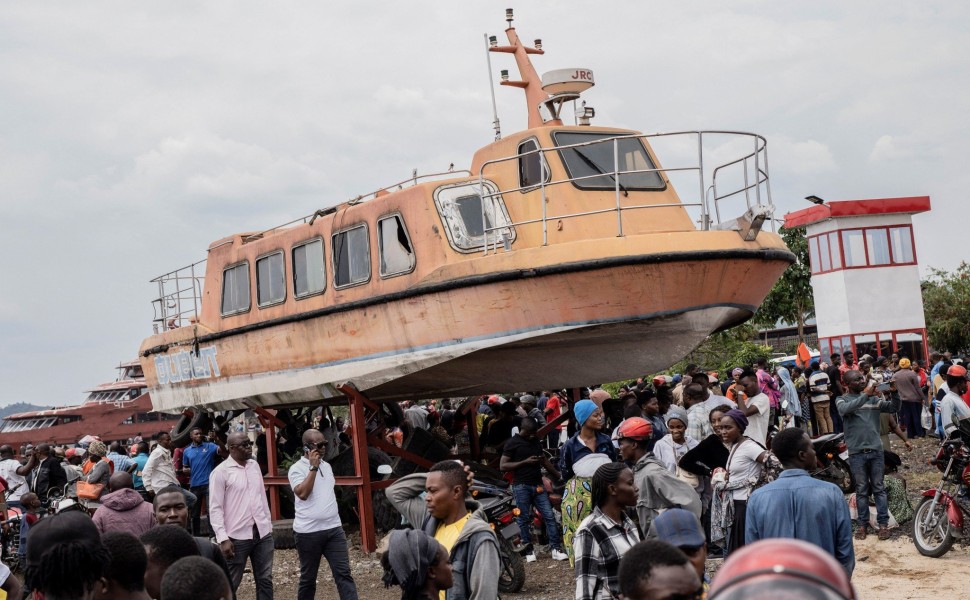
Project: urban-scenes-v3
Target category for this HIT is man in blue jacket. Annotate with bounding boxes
[181,427,228,535]
[745,428,854,575]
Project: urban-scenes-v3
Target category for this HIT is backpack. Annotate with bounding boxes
[749,439,783,491]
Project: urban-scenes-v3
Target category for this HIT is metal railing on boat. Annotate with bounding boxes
[475,130,774,253]
[150,260,206,332]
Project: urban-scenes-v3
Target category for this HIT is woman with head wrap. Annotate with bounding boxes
[725,367,745,402]
[558,398,617,566]
[81,440,112,499]
[776,366,802,427]
[710,409,767,556]
[381,529,453,600]
[572,462,641,600]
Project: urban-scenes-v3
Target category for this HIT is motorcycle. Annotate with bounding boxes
[810,433,854,493]
[0,506,23,573]
[473,483,526,593]
[913,424,970,557]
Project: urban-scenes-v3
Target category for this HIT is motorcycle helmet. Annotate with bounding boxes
[616,417,653,441]
[709,539,855,600]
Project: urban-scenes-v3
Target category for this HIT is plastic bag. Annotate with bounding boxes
[922,405,933,430]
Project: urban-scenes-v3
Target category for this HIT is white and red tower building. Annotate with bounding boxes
[784,196,931,363]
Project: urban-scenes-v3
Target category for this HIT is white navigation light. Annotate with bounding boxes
[541,68,595,95]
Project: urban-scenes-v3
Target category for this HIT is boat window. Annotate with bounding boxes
[378,215,415,277]
[518,138,548,189]
[332,224,371,288]
[433,181,515,253]
[256,251,286,307]
[292,238,326,298]
[553,131,665,191]
[221,262,251,316]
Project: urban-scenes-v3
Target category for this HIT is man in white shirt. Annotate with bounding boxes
[0,446,33,509]
[142,431,196,507]
[690,372,737,413]
[737,369,770,447]
[288,429,357,600]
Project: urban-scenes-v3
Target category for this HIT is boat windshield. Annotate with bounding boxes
[553,131,665,191]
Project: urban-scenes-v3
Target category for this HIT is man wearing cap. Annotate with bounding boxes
[646,509,709,595]
[892,357,926,438]
[939,365,970,436]
[615,417,701,536]
[745,428,854,574]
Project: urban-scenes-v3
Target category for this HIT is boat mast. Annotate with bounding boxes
[483,33,502,140]
[489,9,558,129]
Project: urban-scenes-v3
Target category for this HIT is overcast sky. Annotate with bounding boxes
[1,2,966,408]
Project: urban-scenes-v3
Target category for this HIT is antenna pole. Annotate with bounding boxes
[484,33,502,140]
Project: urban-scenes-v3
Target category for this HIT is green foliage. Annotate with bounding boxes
[668,324,773,377]
[278,449,304,472]
[601,381,631,397]
[753,226,814,339]
[922,262,970,355]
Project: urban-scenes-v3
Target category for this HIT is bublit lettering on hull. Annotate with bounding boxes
[155,346,221,385]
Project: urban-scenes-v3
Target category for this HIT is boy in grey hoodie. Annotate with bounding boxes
[387,460,500,600]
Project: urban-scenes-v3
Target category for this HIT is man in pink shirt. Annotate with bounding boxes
[209,432,274,599]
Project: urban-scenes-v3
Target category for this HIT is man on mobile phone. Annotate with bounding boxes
[837,371,901,541]
[500,417,568,562]
[288,429,357,600]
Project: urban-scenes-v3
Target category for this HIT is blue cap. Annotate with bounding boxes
[672,374,683,383]
[649,508,705,548]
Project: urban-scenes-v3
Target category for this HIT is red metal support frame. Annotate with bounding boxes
[338,383,377,553]
[253,408,282,521]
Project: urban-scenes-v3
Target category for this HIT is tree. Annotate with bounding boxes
[753,226,814,344]
[669,323,773,377]
[922,262,970,355]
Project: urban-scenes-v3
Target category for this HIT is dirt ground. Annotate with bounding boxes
[235,436,969,599]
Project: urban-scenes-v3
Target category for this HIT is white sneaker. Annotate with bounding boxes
[525,553,538,563]
[550,549,569,561]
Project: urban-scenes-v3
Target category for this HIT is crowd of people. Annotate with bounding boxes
[380,350,968,599]
[2,348,968,599]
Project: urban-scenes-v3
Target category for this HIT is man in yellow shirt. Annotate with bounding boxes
[387,460,500,600]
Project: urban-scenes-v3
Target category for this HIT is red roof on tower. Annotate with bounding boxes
[783,196,931,229]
